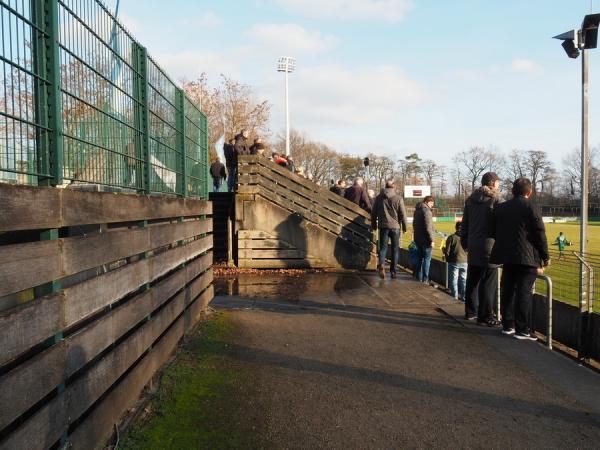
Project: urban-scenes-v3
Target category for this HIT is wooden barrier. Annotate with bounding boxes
[236,155,376,270]
[0,184,213,449]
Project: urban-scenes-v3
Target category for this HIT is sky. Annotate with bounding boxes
[105,0,600,167]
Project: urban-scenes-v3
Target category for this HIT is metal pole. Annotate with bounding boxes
[580,48,590,351]
[285,69,290,157]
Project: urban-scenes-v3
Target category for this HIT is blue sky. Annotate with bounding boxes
[106,0,600,167]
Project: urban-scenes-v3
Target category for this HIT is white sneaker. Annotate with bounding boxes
[501,328,515,336]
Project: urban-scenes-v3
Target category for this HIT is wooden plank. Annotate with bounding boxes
[237,230,276,239]
[66,314,186,449]
[238,239,295,249]
[62,189,212,226]
[0,341,66,430]
[0,240,62,298]
[0,220,211,299]
[0,293,63,367]
[0,184,62,232]
[238,249,307,259]
[187,269,213,304]
[0,184,212,233]
[184,286,214,335]
[237,258,323,269]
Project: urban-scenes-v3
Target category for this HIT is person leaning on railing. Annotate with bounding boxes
[490,177,550,341]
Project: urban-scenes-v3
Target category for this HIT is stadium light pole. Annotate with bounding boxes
[554,14,600,353]
[277,56,295,157]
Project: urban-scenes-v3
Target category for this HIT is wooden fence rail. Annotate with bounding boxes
[0,184,213,449]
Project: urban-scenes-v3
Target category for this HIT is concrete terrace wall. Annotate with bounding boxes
[0,184,214,449]
[236,155,377,270]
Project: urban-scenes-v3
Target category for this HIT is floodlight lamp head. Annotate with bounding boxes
[582,13,600,49]
[553,29,580,58]
[277,56,296,73]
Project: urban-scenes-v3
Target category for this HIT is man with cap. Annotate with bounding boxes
[460,172,503,326]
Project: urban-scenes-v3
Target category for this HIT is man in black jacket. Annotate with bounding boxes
[413,195,435,283]
[460,172,503,326]
[209,157,227,192]
[490,178,550,340]
[371,180,408,279]
[223,138,237,192]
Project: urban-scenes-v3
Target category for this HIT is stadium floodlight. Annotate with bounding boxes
[553,14,600,326]
[277,57,295,157]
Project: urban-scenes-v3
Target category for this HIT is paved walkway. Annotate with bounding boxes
[212,271,600,449]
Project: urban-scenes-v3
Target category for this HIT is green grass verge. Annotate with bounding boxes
[120,312,267,450]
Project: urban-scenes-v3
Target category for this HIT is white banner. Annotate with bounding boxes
[404,185,431,198]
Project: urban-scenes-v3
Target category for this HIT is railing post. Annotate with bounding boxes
[132,43,151,194]
[203,114,210,199]
[33,0,63,186]
[175,89,186,197]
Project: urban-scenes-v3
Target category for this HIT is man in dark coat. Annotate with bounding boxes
[413,195,435,283]
[223,138,237,192]
[371,180,408,279]
[209,157,227,192]
[460,172,503,325]
[490,178,550,340]
[330,179,347,196]
[344,177,372,212]
[234,129,250,155]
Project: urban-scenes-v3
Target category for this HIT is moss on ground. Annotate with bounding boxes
[120,312,268,450]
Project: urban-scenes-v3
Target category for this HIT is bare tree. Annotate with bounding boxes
[453,146,496,191]
[524,150,553,197]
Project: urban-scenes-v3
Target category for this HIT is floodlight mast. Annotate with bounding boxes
[277,57,295,157]
[554,14,600,355]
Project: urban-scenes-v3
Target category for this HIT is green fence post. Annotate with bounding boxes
[133,43,151,194]
[203,114,209,199]
[175,89,186,197]
[32,0,63,186]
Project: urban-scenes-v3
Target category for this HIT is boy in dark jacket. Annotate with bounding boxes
[443,222,468,301]
[490,178,550,340]
[413,195,435,283]
[371,180,408,279]
[460,172,503,325]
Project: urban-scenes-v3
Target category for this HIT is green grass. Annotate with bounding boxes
[120,312,268,450]
[405,221,598,311]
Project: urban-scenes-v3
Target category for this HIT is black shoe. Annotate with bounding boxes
[465,315,477,321]
[501,327,515,336]
[514,332,537,341]
[390,271,397,279]
[477,318,501,327]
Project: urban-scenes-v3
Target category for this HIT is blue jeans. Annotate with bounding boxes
[448,262,467,300]
[416,243,432,283]
[378,228,400,272]
[213,177,223,192]
[226,166,237,192]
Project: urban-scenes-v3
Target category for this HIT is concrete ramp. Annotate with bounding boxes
[235,155,376,269]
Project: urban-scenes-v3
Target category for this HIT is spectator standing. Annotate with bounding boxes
[443,222,468,301]
[460,172,503,326]
[272,152,289,168]
[249,137,263,155]
[330,179,347,197]
[287,156,296,172]
[490,178,550,340]
[209,157,227,192]
[371,180,408,279]
[344,178,372,212]
[413,195,435,283]
[223,138,237,192]
[234,129,250,156]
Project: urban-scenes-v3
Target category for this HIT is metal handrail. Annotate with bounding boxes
[536,274,554,349]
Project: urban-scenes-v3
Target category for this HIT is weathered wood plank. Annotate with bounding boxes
[62,189,212,225]
[0,184,212,233]
[0,221,212,299]
[238,249,307,259]
[0,293,63,367]
[237,258,323,269]
[0,184,62,232]
[237,230,276,239]
[184,286,214,335]
[238,238,295,249]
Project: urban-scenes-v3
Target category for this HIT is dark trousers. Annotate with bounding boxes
[226,166,237,192]
[213,177,223,192]
[378,228,400,272]
[465,265,498,321]
[500,264,537,334]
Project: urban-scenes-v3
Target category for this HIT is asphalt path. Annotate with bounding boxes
[212,271,600,449]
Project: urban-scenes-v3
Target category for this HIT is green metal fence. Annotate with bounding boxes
[0,0,209,198]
